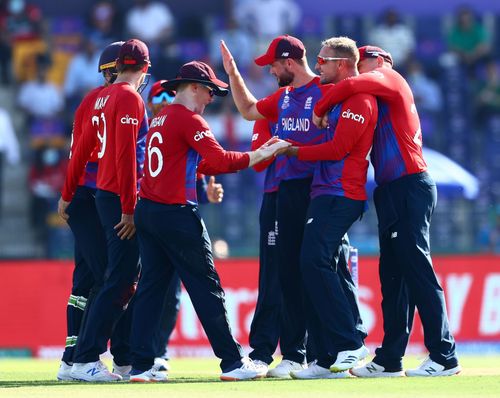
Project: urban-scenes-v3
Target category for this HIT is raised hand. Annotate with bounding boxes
[220,40,238,76]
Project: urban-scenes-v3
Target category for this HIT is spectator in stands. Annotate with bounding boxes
[472,59,500,128]
[0,106,20,219]
[3,0,46,82]
[125,0,174,45]
[406,58,444,148]
[63,37,101,114]
[28,144,67,240]
[234,0,301,51]
[209,17,253,76]
[18,54,65,143]
[446,6,492,76]
[368,8,415,68]
[86,0,122,48]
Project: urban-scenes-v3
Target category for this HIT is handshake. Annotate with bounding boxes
[255,137,298,161]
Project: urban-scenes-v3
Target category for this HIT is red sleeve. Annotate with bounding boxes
[115,92,144,214]
[314,68,397,117]
[256,88,286,122]
[186,115,249,173]
[250,118,273,172]
[61,104,98,201]
[299,94,377,161]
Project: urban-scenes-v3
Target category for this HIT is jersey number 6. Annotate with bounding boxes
[148,131,163,177]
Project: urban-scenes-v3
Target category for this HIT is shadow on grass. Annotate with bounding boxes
[0,377,288,388]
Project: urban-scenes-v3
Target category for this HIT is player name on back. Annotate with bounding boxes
[150,115,167,128]
[94,95,110,110]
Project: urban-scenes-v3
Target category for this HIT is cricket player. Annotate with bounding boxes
[276,37,376,379]
[313,45,461,377]
[58,38,151,382]
[127,61,289,382]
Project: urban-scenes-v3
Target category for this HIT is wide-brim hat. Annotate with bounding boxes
[162,61,229,97]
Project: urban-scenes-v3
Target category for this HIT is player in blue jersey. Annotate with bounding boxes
[221,36,365,378]
[276,37,376,379]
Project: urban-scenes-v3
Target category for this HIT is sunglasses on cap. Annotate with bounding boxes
[152,91,175,104]
[316,55,349,65]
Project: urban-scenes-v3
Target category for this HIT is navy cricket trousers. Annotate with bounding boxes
[63,186,107,363]
[300,195,365,368]
[372,172,458,370]
[73,190,140,363]
[248,191,282,365]
[131,199,243,372]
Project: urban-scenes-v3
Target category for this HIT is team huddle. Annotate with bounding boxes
[56,34,461,382]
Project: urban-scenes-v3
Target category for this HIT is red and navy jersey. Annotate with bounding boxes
[139,104,250,205]
[257,77,328,181]
[69,85,104,189]
[314,68,427,185]
[298,93,377,200]
[61,82,147,214]
[250,119,279,193]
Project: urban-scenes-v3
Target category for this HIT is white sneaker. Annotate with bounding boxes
[291,361,351,379]
[112,361,132,380]
[350,361,404,378]
[252,359,269,377]
[220,357,259,381]
[70,360,122,382]
[267,359,307,379]
[56,361,73,381]
[405,357,461,377]
[154,357,170,372]
[129,367,168,382]
[330,345,369,372]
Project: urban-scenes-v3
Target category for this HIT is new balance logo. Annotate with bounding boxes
[307,218,314,224]
[391,231,398,239]
[86,367,101,376]
[281,52,289,57]
[251,133,259,141]
[425,367,437,375]
[366,364,377,373]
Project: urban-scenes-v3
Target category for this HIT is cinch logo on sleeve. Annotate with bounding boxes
[341,109,365,124]
[194,130,213,141]
[120,115,139,125]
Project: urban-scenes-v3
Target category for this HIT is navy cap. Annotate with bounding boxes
[98,41,124,72]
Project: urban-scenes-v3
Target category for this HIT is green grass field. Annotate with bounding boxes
[1,356,499,398]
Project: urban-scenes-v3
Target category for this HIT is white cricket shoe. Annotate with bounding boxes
[112,361,132,380]
[350,361,404,378]
[405,357,461,377]
[267,359,307,379]
[220,357,259,381]
[154,357,170,371]
[70,360,122,382]
[330,345,369,372]
[56,361,73,381]
[291,361,351,379]
[129,367,168,382]
[252,359,269,377]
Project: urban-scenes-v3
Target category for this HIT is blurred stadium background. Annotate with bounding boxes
[0,0,498,359]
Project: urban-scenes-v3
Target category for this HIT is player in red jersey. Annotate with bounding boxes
[146,79,225,372]
[275,37,376,378]
[313,45,460,377]
[58,39,151,382]
[127,61,288,382]
[56,41,129,381]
